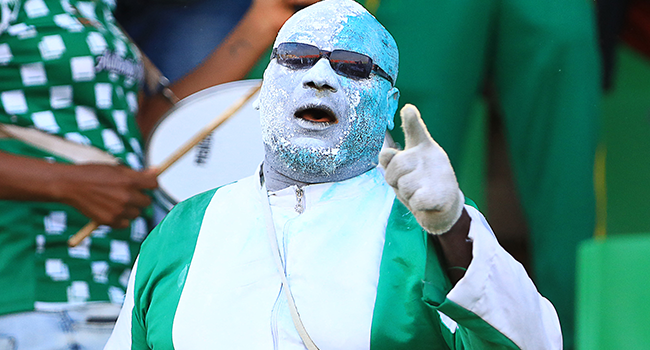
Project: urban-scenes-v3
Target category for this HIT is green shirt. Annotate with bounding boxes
[0,0,149,315]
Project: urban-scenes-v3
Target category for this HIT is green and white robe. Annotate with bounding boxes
[105,167,561,350]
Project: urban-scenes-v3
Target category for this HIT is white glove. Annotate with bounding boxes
[379,104,464,235]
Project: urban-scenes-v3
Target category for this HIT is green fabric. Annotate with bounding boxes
[371,199,519,350]
[435,299,518,349]
[0,0,149,315]
[371,199,451,349]
[131,188,217,349]
[602,46,650,235]
[129,186,519,349]
[372,1,601,347]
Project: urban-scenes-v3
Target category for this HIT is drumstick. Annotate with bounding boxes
[68,82,262,247]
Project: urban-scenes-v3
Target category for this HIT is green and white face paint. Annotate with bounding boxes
[258,0,399,187]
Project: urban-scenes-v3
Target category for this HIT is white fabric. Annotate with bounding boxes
[447,206,563,350]
[105,168,561,349]
[103,258,137,350]
[260,181,320,350]
[172,168,395,349]
[0,0,20,36]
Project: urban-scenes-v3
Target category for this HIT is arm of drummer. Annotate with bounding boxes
[136,0,321,138]
[0,151,158,228]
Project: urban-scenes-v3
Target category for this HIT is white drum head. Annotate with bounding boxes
[146,79,264,210]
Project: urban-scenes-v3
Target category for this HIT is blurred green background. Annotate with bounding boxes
[601,45,650,236]
[575,45,650,350]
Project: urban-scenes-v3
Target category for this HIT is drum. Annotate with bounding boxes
[146,79,264,212]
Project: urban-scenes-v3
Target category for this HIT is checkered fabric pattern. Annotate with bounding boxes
[0,0,151,315]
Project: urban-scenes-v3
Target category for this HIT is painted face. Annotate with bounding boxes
[258,0,400,184]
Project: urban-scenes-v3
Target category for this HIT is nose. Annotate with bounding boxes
[301,58,339,92]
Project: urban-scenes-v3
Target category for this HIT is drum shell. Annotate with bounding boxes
[145,79,264,212]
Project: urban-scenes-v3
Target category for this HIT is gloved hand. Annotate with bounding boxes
[379,104,464,235]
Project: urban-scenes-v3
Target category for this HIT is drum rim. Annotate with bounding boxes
[144,78,263,210]
[144,78,262,151]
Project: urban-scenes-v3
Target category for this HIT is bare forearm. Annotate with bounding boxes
[436,208,472,285]
[174,3,288,96]
[0,151,68,202]
[137,2,301,138]
[0,151,157,227]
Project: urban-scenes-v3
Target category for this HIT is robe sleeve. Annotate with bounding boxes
[426,205,562,350]
[103,188,218,350]
[103,257,150,350]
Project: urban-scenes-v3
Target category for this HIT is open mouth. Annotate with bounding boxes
[295,107,338,124]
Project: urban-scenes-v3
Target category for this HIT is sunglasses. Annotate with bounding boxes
[271,42,394,86]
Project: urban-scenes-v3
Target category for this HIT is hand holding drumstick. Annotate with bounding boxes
[68,83,262,247]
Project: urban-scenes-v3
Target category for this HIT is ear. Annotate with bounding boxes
[385,86,400,130]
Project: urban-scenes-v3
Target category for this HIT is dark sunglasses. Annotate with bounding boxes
[271,42,394,86]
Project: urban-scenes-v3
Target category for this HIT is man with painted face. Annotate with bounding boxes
[104,1,561,349]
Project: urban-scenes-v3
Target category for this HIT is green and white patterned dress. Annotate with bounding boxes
[0,0,149,315]
[106,167,562,350]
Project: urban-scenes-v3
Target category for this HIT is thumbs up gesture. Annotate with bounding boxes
[379,104,464,235]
